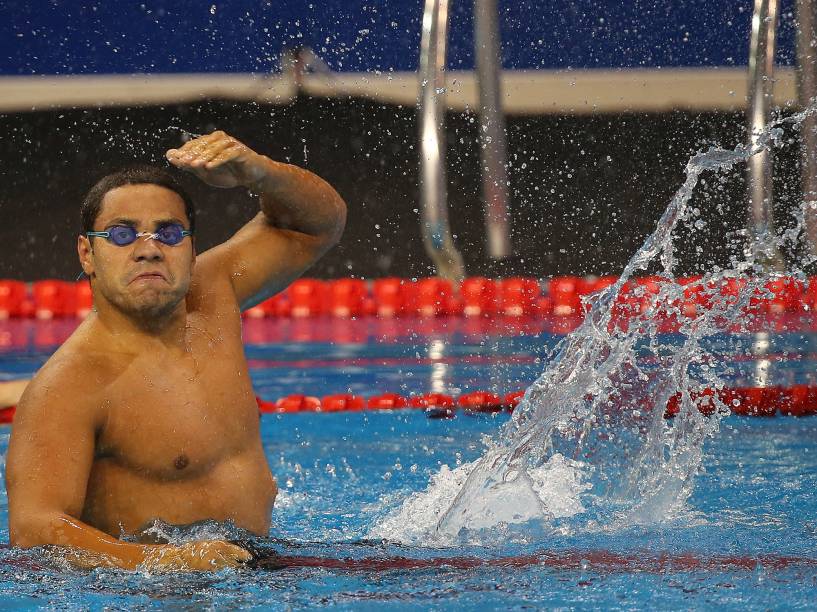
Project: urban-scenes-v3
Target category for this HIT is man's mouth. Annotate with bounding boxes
[130,272,167,284]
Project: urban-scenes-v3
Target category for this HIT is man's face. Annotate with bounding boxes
[77,184,195,321]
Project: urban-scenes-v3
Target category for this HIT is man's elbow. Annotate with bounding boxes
[10,530,39,549]
[320,199,347,250]
[10,522,42,549]
[9,512,63,549]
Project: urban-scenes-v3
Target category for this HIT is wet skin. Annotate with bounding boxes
[5,132,346,570]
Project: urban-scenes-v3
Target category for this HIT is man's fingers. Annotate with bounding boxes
[185,140,234,167]
[223,542,253,562]
[166,149,186,166]
[204,145,244,168]
[179,139,228,163]
[210,546,250,569]
[167,138,244,171]
[223,554,243,568]
[172,131,231,156]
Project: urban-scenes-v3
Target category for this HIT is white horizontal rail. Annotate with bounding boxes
[0,68,800,114]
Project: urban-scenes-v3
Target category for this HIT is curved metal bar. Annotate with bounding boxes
[474,0,512,260]
[747,0,783,271]
[418,0,466,282]
[797,0,817,255]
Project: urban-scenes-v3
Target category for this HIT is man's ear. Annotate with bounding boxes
[77,235,95,277]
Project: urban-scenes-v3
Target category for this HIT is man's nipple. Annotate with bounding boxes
[174,454,190,470]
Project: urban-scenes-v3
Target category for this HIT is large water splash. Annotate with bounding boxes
[371,106,817,545]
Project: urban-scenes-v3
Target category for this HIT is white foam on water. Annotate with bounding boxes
[369,453,590,545]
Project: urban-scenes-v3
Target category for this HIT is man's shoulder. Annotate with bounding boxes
[42,344,111,382]
[20,334,116,415]
[12,349,111,437]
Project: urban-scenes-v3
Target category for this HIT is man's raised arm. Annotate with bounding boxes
[6,369,250,571]
[166,131,347,309]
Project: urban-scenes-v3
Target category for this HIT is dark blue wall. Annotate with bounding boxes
[0,0,799,75]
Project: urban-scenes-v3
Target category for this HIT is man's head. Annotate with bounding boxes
[80,166,196,236]
[78,167,197,323]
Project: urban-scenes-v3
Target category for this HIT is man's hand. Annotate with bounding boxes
[142,539,252,572]
[166,131,268,189]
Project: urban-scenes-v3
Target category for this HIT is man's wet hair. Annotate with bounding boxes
[80,165,196,235]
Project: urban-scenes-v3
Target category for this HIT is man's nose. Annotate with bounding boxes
[131,235,164,261]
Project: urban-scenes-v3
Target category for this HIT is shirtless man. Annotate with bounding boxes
[5,131,347,571]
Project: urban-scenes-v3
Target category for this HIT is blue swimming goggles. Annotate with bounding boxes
[86,224,193,247]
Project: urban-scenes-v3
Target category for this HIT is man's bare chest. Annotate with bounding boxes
[94,332,259,479]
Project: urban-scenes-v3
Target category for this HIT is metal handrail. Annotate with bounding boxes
[418,0,466,282]
[747,0,784,271]
[748,0,783,368]
[474,0,512,259]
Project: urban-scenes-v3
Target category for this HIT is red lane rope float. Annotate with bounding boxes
[457,391,504,413]
[6,274,817,320]
[367,393,408,410]
[321,394,366,412]
[0,406,13,423]
[410,393,456,419]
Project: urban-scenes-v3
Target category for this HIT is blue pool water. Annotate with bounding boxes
[0,317,816,609]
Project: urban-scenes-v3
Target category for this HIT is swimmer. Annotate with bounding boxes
[5,131,347,571]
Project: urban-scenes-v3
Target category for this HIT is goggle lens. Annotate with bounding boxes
[155,224,185,245]
[109,226,137,246]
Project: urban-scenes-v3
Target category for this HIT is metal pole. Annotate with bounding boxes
[418,0,466,282]
[747,0,783,271]
[797,0,817,254]
[474,0,512,259]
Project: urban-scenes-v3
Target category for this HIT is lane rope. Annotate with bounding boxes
[0,384,812,423]
[256,385,817,418]
[2,275,815,320]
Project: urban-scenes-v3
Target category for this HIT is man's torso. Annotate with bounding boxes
[55,289,277,538]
